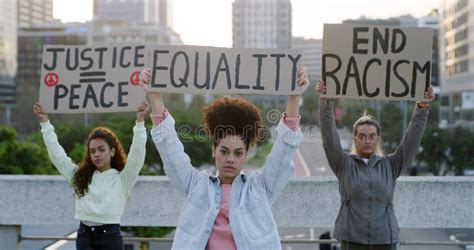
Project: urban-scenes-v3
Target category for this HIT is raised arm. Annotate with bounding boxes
[316,81,347,176]
[141,69,201,195]
[33,102,77,183]
[388,87,433,177]
[120,101,148,197]
[254,68,307,203]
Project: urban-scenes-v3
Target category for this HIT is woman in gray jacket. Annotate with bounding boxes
[315,80,434,250]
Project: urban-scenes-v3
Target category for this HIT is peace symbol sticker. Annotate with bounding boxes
[130,71,141,86]
[44,72,59,87]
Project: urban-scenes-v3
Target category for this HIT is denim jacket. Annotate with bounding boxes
[151,114,303,250]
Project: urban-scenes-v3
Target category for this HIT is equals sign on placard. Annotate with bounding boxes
[79,71,106,83]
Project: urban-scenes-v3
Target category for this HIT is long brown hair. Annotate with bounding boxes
[73,127,127,197]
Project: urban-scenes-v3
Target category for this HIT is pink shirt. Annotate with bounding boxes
[206,184,236,250]
[150,110,168,125]
[282,112,300,132]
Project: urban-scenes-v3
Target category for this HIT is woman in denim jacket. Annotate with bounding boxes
[315,81,434,250]
[140,68,308,250]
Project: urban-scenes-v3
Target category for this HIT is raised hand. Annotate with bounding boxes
[297,67,310,89]
[140,68,152,86]
[140,68,166,114]
[33,102,49,123]
[315,80,326,95]
[136,101,149,123]
[417,86,435,109]
[286,67,309,118]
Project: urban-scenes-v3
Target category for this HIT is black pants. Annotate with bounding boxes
[340,240,398,250]
[76,222,123,250]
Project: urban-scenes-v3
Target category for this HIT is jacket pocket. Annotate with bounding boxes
[177,195,209,235]
[242,196,274,240]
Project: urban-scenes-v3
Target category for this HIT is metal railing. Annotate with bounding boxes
[20,236,474,246]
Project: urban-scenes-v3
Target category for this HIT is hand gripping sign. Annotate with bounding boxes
[321,24,433,101]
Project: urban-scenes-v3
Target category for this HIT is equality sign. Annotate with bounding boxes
[39,45,147,113]
[322,24,433,101]
[146,45,304,95]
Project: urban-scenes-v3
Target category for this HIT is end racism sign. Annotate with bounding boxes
[321,24,433,101]
[39,45,147,113]
[146,45,304,95]
[39,45,304,113]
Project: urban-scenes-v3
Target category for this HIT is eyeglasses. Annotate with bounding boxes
[354,134,379,142]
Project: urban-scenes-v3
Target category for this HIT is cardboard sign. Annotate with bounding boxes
[146,45,304,95]
[322,24,433,101]
[39,45,147,113]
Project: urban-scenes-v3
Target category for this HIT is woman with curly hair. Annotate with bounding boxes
[33,101,149,250]
[140,67,308,250]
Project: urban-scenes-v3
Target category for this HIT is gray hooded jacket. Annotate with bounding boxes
[319,100,428,245]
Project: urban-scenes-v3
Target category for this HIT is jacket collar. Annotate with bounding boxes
[209,171,247,183]
[349,153,382,166]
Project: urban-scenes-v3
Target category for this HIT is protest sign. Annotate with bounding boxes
[322,24,433,101]
[146,45,305,95]
[39,45,147,113]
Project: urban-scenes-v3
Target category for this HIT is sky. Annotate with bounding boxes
[53,0,440,47]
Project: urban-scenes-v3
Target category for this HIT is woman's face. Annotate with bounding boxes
[213,135,247,184]
[89,138,115,172]
[354,124,379,158]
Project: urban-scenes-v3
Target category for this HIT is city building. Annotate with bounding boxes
[89,19,181,46]
[17,0,53,28]
[93,0,172,27]
[418,10,441,90]
[0,1,18,124]
[439,0,474,127]
[233,0,291,49]
[292,37,322,82]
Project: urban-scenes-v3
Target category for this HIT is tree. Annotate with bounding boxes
[0,126,56,174]
[448,126,474,175]
[300,85,319,125]
[172,97,213,167]
[379,102,404,153]
[54,122,90,154]
[338,99,377,129]
[417,126,450,176]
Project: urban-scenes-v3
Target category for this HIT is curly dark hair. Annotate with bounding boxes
[202,96,263,151]
[73,127,127,197]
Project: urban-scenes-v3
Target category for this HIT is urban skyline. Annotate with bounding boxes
[0,1,473,249]
[54,0,439,47]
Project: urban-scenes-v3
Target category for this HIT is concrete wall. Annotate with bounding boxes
[0,226,20,249]
[0,175,472,228]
